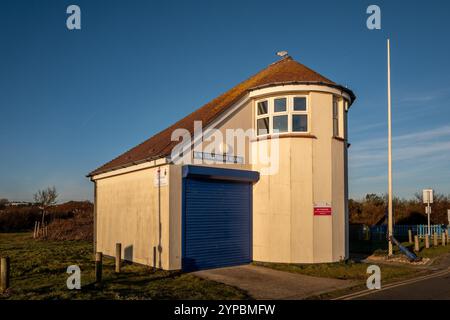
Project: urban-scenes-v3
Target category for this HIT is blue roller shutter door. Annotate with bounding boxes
[183,177,252,271]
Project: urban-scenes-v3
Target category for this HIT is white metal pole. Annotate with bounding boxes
[387,39,393,256]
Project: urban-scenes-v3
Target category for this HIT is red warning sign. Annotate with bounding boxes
[314,206,332,216]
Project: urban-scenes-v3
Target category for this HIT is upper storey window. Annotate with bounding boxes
[273,98,288,133]
[293,97,307,111]
[257,100,268,115]
[256,100,269,135]
[255,96,309,136]
[274,98,287,112]
[333,97,339,137]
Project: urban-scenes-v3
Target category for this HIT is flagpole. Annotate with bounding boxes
[387,38,393,256]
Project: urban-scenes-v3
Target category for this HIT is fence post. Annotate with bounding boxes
[95,252,102,283]
[115,243,121,273]
[33,221,37,239]
[433,232,438,247]
[414,235,420,252]
[425,234,430,249]
[1,257,10,292]
[408,229,413,244]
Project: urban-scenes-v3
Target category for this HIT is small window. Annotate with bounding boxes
[273,115,288,133]
[292,115,308,132]
[333,98,339,137]
[257,117,269,135]
[257,101,268,115]
[274,98,287,112]
[293,97,307,111]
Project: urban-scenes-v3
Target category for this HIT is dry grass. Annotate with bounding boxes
[0,201,94,241]
[45,210,93,241]
[44,201,94,241]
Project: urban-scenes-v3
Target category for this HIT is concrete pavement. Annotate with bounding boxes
[193,264,355,300]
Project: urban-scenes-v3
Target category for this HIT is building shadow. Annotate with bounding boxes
[124,245,133,262]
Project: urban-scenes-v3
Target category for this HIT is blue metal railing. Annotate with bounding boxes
[350,224,449,241]
[416,224,448,238]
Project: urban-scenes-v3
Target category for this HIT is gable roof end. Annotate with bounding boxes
[88,56,355,177]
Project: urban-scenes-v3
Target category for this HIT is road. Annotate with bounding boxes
[337,256,450,300]
[356,270,450,300]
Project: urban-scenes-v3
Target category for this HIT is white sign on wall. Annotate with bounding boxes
[154,169,168,187]
[193,151,244,164]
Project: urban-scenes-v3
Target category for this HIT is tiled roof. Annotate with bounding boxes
[88,56,355,176]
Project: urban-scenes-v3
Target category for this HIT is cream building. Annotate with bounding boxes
[88,55,356,271]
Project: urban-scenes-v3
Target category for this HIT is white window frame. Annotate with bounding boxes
[256,99,270,136]
[332,96,339,137]
[291,95,309,133]
[255,95,310,137]
[272,97,289,134]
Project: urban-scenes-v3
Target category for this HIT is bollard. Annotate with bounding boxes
[414,235,420,252]
[408,229,413,244]
[115,243,122,273]
[433,232,438,247]
[442,232,446,246]
[446,230,449,245]
[95,252,102,283]
[1,257,10,292]
[425,235,430,249]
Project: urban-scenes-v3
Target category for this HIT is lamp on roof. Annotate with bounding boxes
[276,51,289,58]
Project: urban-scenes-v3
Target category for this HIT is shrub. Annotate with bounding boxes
[0,201,93,241]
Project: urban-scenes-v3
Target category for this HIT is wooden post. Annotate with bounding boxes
[36,221,40,238]
[433,232,438,247]
[425,235,430,249]
[1,257,10,292]
[414,235,420,252]
[115,243,121,273]
[408,229,413,244]
[442,232,446,246]
[33,221,37,239]
[95,252,102,283]
[446,230,449,245]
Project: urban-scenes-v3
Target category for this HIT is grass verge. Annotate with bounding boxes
[366,241,450,262]
[253,259,416,281]
[0,233,248,300]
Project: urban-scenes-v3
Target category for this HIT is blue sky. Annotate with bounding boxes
[1,0,449,202]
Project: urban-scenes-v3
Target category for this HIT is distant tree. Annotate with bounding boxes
[364,194,385,206]
[34,186,58,224]
[349,191,450,226]
[0,198,8,209]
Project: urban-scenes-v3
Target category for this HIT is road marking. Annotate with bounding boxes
[334,268,450,300]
